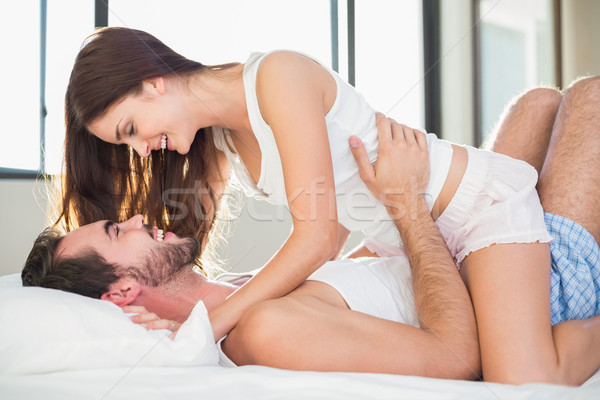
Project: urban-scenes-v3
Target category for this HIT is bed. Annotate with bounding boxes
[1,273,599,399]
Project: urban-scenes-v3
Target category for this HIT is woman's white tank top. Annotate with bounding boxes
[213,51,453,250]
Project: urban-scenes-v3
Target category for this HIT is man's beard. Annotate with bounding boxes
[126,238,200,287]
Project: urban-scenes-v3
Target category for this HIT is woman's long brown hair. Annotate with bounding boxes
[58,27,228,269]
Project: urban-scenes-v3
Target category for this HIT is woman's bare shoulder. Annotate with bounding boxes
[256,51,334,119]
[257,50,324,79]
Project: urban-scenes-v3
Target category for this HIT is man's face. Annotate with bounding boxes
[56,215,199,286]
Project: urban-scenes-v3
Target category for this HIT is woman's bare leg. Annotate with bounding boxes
[483,87,562,174]
[461,243,558,383]
[462,76,600,385]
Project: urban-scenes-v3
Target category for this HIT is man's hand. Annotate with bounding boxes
[349,113,430,220]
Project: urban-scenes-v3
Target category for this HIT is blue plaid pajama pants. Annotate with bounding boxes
[547,213,600,325]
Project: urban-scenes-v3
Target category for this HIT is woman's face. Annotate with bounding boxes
[87,78,197,157]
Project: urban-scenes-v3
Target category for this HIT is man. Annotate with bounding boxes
[22,77,600,384]
[22,192,479,381]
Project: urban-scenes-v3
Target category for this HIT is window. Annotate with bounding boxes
[1,2,40,172]
[477,0,557,142]
[355,0,424,128]
[44,1,95,175]
[1,1,94,176]
[108,0,331,74]
[2,1,424,176]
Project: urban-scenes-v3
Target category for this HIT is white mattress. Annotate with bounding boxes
[2,365,600,399]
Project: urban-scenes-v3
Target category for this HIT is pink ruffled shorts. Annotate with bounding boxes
[363,146,553,267]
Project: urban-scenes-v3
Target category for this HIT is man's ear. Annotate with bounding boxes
[100,279,142,307]
[142,77,166,96]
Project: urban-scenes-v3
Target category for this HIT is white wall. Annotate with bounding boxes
[0,180,50,276]
[561,0,600,84]
[212,193,364,275]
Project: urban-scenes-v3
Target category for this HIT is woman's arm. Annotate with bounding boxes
[208,52,341,340]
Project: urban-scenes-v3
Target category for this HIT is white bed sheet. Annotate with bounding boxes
[3,271,600,399]
[2,365,600,400]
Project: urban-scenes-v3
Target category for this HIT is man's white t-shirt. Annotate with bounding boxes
[217,256,419,367]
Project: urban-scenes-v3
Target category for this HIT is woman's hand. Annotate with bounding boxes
[349,113,430,219]
[123,305,181,339]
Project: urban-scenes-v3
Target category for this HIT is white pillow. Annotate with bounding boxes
[0,274,218,374]
[0,273,23,288]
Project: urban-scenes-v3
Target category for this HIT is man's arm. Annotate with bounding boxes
[349,114,480,377]
[223,115,481,379]
[393,194,476,351]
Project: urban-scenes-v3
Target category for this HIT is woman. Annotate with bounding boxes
[61,27,552,348]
